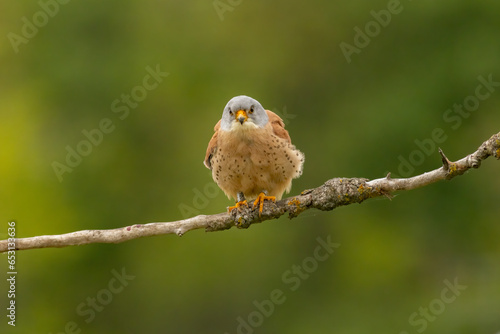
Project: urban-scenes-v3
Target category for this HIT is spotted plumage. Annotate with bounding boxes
[204,95,304,212]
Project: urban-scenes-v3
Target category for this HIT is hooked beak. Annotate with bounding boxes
[235,110,248,124]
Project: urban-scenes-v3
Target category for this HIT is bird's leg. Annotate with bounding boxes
[252,191,276,216]
[228,192,248,212]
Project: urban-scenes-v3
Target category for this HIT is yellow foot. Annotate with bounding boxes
[253,192,276,216]
[228,200,248,212]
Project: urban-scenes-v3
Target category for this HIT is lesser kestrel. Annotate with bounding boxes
[204,95,305,214]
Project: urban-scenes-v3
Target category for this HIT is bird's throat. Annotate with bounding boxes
[229,120,259,132]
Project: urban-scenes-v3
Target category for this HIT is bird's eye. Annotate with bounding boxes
[228,109,233,116]
[249,106,254,114]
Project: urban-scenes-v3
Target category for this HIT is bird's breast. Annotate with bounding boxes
[212,127,303,198]
[217,127,264,155]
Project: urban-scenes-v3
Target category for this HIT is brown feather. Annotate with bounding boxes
[203,120,221,170]
[266,110,291,143]
[204,111,291,170]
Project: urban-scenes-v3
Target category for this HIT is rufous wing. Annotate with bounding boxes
[266,110,291,143]
[203,120,221,170]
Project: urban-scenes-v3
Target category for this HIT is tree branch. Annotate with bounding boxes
[2,132,499,253]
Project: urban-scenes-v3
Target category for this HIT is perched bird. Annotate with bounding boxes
[204,95,305,214]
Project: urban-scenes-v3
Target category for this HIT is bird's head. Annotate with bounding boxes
[220,95,269,131]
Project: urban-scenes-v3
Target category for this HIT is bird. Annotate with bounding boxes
[204,95,305,214]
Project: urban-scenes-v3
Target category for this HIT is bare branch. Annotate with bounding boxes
[2,132,499,253]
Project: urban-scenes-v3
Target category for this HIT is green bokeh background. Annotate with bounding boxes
[1,1,500,333]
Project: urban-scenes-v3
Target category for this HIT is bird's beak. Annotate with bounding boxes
[235,110,248,124]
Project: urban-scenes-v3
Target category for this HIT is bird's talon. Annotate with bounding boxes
[228,200,248,212]
[252,192,276,216]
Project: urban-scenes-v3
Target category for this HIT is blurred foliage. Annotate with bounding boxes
[1,0,500,333]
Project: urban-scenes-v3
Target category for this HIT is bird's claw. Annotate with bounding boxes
[252,192,276,217]
[228,200,248,213]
